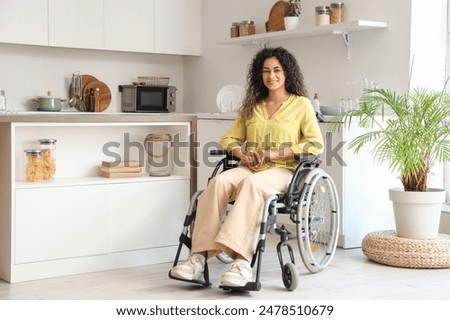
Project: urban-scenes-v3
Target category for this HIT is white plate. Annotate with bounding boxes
[216,85,245,113]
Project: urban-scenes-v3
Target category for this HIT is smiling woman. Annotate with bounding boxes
[169,46,323,289]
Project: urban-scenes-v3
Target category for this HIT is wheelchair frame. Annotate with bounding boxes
[169,151,340,291]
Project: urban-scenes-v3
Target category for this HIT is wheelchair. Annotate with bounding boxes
[169,150,340,291]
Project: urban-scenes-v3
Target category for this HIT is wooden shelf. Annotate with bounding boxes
[218,20,388,59]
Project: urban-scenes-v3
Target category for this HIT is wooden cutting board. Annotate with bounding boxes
[83,80,111,112]
[266,0,287,32]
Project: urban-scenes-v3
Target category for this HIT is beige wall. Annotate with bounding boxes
[184,0,447,113]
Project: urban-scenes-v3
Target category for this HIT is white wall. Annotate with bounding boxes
[0,0,447,113]
[0,43,184,112]
[184,0,447,113]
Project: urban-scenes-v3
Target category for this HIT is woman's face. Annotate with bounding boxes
[262,57,286,92]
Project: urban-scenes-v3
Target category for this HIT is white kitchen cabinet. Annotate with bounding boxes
[154,0,203,56]
[0,0,48,46]
[0,113,196,283]
[319,121,399,248]
[47,0,201,55]
[15,186,110,264]
[104,0,155,53]
[49,0,104,50]
[196,115,235,190]
[109,180,189,252]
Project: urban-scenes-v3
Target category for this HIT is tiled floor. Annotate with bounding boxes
[1,235,449,300]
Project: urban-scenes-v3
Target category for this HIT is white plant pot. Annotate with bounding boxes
[389,187,446,239]
[284,17,300,30]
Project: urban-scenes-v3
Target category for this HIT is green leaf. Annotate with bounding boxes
[327,85,450,191]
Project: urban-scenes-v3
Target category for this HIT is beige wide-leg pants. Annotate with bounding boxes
[191,166,293,262]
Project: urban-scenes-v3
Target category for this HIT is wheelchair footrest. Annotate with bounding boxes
[219,281,261,292]
[168,271,211,288]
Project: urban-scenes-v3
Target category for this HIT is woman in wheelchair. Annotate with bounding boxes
[170,47,324,288]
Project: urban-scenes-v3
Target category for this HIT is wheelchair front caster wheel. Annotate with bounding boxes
[282,262,299,291]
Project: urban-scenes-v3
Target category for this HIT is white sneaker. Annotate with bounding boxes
[220,259,252,287]
[170,253,205,281]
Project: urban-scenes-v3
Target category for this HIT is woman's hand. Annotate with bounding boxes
[232,147,266,172]
[245,148,266,171]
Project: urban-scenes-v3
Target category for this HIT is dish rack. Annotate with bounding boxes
[137,76,170,86]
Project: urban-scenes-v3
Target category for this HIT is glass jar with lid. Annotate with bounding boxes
[230,22,240,38]
[315,6,330,26]
[39,139,57,180]
[24,149,43,182]
[239,20,256,37]
[330,3,345,24]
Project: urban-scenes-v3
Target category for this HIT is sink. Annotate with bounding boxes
[320,106,342,116]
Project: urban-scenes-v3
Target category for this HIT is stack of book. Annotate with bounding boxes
[100,160,143,178]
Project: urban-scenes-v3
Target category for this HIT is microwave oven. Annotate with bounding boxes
[119,85,176,113]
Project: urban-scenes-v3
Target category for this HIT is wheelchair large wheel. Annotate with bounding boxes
[295,168,340,273]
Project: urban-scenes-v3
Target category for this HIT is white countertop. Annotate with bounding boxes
[196,112,237,120]
[2,110,237,119]
[0,111,197,123]
[1,110,335,122]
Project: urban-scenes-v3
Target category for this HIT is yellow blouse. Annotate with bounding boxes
[219,95,324,171]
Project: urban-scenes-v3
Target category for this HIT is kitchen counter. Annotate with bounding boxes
[0,110,336,122]
[0,111,197,123]
[196,112,237,120]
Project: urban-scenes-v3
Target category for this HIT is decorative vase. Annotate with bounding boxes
[389,187,446,239]
[284,17,300,30]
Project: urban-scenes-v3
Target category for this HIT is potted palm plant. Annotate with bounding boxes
[329,83,450,239]
[284,0,302,30]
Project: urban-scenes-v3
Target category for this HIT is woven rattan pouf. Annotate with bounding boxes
[361,230,450,268]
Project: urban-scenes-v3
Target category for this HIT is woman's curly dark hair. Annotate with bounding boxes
[240,47,308,119]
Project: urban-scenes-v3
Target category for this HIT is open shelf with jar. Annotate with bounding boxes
[0,113,196,283]
[218,20,388,59]
[12,121,192,185]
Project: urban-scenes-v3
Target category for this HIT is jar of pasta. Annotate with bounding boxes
[39,139,57,180]
[24,149,43,182]
[330,3,345,24]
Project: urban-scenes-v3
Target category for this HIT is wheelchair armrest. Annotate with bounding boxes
[209,149,228,156]
[209,149,240,162]
[208,149,239,174]
[294,154,322,166]
[210,150,320,166]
